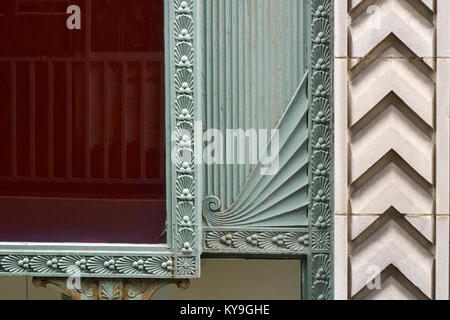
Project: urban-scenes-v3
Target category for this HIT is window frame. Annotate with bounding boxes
[0,0,202,279]
[0,0,334,300]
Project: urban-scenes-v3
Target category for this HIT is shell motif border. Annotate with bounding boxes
[307,0,334,300]
[0,0,202,279]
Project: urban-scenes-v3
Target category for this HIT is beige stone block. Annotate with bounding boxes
[334,215,349,300]
[0,277,26,300]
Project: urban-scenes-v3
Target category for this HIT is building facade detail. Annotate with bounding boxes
[334,0,450,300]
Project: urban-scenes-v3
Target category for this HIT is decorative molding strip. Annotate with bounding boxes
[307,0,334,300]
[172,0,200,278]
[0,254,175,278]
[203,228,309,255]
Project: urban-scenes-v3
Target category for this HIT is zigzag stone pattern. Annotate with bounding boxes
[341,0,438,299]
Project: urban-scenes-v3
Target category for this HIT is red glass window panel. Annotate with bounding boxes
[0,1,5,15]
[16,0,69,14]
[0,0,166,244]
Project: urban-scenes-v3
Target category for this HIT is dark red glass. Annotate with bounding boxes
[0,0,166,244]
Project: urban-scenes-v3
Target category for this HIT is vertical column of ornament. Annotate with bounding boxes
[347,0,435,300]
[308,0,333,300]
[173,0,198,277]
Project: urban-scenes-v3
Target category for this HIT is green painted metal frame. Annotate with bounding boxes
[199,0,334,300]
[0,0,203,279]
[306,0,334,300]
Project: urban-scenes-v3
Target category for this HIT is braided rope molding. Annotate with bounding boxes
[0,0,201,279]
[307,0,334,300]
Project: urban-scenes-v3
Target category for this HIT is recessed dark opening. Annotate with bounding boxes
[0,0,166,244]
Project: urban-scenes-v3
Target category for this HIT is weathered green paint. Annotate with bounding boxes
[199,0,334,300]
[201,0,309,210]
[307,0,334,300]
[201,0,311,256]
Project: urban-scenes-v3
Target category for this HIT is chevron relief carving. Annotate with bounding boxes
[350,163,433,214]
[350,0,435,13]
[349,47,434,127]
[351,214,434,242]
[351,218,433,298]
[350,0,435,67]
[345,0,437,300]
[351,220,433,298]
[350,105,433,185]
[353,265,430,300]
